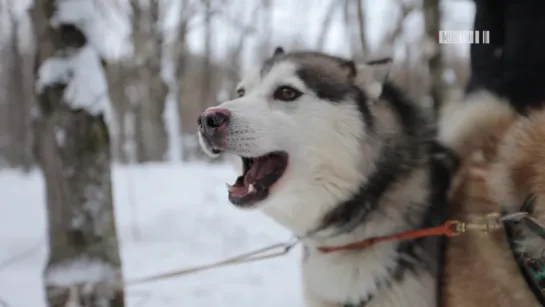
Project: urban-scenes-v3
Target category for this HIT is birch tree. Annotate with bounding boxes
[31,0,125,306]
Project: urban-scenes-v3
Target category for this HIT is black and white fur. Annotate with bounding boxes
[198,49,451,307]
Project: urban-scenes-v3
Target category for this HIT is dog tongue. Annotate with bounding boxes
[244,158,271,186]
[228,176,251,197]
[228,154,286,199]
[244,156,285,187]
[229,184,248,196]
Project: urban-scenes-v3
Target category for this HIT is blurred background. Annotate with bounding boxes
[0,0,474,306]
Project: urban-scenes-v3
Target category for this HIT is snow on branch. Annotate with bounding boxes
[36,45,109,115]
[51,0,131,60]
[45,256,119,287]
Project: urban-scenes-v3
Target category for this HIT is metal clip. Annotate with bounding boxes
[450,213,503,236]
[449,220,465,236]
[285,236,301,251]
[500,211,529,223]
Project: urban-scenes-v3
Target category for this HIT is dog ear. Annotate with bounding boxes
[355,57,393,100]
[339,60,357,80]
[273,46,285,57]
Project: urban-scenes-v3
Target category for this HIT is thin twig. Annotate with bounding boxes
[356,0,367,54]
[0,239,44,271]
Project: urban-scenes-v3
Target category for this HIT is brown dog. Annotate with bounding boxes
[438,92,545,306]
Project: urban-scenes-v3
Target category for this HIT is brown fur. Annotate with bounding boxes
[440,100,545,305]
[489,110,545,258]
[443,160,538,306]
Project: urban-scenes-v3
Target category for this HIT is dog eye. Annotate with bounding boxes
[236,88,245,98]
[273,86,302,102]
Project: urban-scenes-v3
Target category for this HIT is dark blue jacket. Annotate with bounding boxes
[467,0,545,113]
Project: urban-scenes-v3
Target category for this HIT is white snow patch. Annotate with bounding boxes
[443,69,456,85]
[36,56,72,91]
[45,256,119,287]
[0,163,299,307]
[51,0,132,60]
[55,128,66,146]
[164,92,181,162]
[37,46,109,115]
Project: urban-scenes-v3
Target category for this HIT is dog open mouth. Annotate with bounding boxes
[226,151,289,208]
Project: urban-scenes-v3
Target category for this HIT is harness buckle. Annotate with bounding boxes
[450,213,503,236]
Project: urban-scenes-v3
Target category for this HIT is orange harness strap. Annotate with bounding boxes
[317,220,456,253]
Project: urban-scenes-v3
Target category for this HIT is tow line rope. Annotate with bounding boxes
[122,211,530,287]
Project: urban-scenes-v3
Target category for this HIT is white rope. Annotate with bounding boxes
[47,236,300,304]
[124,237,299,286]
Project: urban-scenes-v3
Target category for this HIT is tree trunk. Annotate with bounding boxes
[423,0,445,117]
[132,0,169,163]
[8,9,35,171]
[31,1,125,306]
[175,2,192,162]
[176,18,189,140]
[106,63,129,164]
[343,0,367,59]
[256,0,273,60]
[201,0,213,110]
[316,0,339,51]
[356,0,367,56]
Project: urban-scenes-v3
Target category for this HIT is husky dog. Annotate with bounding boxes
[439,92,545,260]
[436,91,545,306]
[197,48,451,307]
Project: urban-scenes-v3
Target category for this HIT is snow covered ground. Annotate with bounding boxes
[0,162,301,307]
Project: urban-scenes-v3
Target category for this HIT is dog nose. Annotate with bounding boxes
[198,108,231,134]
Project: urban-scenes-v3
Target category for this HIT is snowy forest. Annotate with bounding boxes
[0,0,474,306]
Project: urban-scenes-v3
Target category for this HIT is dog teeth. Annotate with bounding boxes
[248,184,255,193]
[225,182,233,192]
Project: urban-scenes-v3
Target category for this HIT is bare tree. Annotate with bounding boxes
[0,0,13,167]
[0,1,35,170]
[316,0,339,51]
[226,2,259,84]
[31,0,125,306]
[256,0,273,60]
[423,0,445,117]
[7,3,35,170]
[105,61,131,163]
[131,0,169,162]
[172,0,198,160]
[373,0,431,101]
[201,0,214,110]
[356,0,367,55]
[376,0,414,56]
[343,0,367,59]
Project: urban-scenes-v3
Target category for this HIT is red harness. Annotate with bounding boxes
[317,220,458,253]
